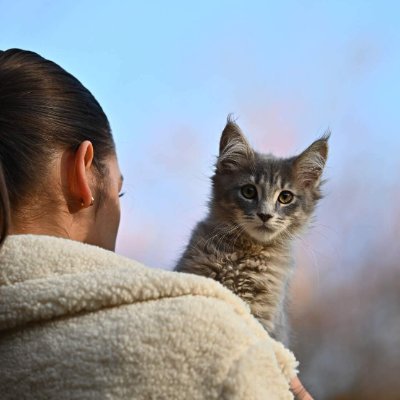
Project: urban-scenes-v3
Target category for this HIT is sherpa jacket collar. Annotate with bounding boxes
[0,234,256,333]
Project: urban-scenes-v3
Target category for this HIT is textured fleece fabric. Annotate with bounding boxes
[0,234,298,399]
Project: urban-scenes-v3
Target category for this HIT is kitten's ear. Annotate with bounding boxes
[217,117,254,172]
[294,132,330,188]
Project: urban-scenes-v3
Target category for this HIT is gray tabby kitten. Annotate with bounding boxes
[175,117,329,345]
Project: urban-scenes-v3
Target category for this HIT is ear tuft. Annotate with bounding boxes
[217,116,254,172]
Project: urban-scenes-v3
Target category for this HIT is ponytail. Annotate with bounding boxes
[0,161,10,248]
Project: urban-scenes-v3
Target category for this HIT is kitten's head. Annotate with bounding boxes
[211,117,329,244]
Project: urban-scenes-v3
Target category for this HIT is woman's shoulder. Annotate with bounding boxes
[0,234,297,399]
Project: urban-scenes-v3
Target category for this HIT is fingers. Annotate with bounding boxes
[290,376,314,400]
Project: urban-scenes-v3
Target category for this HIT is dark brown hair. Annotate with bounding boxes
[0,48,116,247]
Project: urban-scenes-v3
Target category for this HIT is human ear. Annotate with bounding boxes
[68,140,95,208]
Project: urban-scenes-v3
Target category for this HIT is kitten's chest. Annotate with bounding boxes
[213,251,292,303]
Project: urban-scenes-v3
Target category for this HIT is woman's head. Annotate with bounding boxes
[0,49,123,251]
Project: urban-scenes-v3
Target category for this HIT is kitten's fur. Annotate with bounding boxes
[175,117,329,345]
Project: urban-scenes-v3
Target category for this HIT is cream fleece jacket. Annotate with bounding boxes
[0,234,298,399]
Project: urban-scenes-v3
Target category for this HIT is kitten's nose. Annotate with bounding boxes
[257,213,273,222]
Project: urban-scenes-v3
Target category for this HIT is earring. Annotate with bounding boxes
[81,197,95,207]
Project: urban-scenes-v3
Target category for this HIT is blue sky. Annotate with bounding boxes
[1,1,400,274]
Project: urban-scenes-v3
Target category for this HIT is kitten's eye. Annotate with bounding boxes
[119,191,126,198]
[278,190,294,204]
[241,184,257,199]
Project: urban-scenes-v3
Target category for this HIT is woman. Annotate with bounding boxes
[0,49,310,399]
